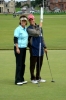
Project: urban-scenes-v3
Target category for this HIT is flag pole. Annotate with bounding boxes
[38,1,44,87]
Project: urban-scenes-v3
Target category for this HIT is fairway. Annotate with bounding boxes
[0,50,66,100]
[0,14,66,49]
[0,14,66,100]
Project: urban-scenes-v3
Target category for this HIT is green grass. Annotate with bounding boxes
[16,7,21,12]
[0,50,66,100]
[36,15,66,49]
[0,14,66,100]
[0,14,66,49]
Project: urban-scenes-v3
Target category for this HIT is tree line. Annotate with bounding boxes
[16,0,46,8]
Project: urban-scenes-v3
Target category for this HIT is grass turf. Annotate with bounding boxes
[0,50,66,100]
[0,14,66,49]
[0,14,66,99]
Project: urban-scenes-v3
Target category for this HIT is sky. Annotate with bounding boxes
[4,0,34,2]
[5,0,27,2]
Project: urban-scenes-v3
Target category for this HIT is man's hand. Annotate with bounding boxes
[44,48,47,53]
[40,22,42,28]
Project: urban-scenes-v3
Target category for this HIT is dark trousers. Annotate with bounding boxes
[30,56,43,80]
[14,47,26,84]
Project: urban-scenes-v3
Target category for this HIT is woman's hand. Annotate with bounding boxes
[16,48,20,54]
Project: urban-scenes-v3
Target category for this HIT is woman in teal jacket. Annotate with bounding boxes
[14,15,28,85]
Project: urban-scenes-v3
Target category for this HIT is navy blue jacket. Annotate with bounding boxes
[27,24,46,56]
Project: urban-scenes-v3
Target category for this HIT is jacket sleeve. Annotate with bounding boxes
[14,37,18,44]
[41,28,47,49]
[27,27,40,37]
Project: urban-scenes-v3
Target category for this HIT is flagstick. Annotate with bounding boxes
[38,5,44,87]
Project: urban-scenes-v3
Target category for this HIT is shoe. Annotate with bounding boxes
[31,80,38,84]
[39,79,46,83]
[22,81,27,84]
[16,82,23,85]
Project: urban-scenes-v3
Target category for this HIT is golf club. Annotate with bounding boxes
[46,52,55,82]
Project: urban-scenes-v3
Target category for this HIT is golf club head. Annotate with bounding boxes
[38,83,40,87]
[51,80,55,82]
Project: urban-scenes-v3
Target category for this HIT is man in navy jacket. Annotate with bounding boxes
[27,14,47,84]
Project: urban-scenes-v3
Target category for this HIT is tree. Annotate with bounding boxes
[31,0,47,8]
[35,0,46,5]
[15,2,21,8]
[35,0,42,5]
[31,1,36,7]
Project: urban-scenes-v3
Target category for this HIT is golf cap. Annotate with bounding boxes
[20,15,27,21]
[28,14,35,20]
